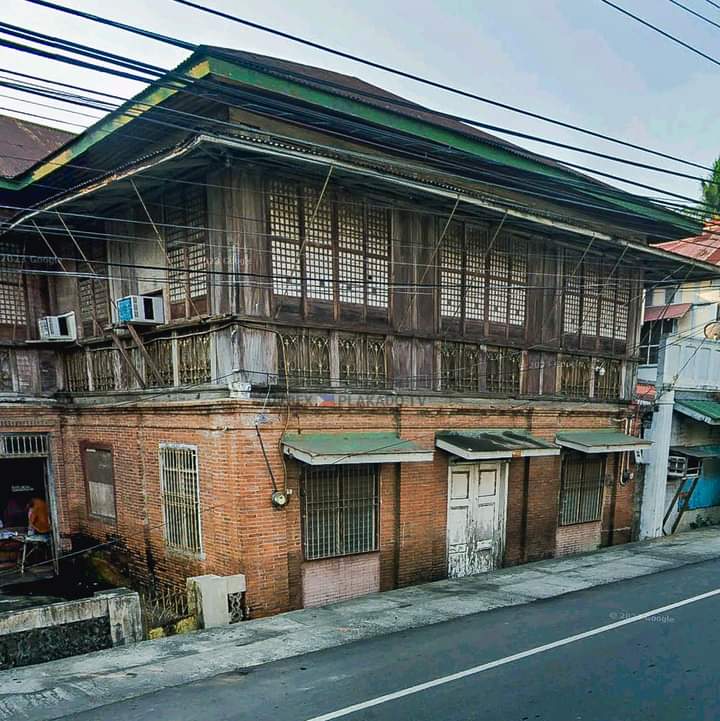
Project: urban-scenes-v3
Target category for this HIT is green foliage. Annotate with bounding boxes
[701,156,720,219]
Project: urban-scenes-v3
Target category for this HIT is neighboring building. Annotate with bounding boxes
[638,221,720,538]
[0,47,716,616]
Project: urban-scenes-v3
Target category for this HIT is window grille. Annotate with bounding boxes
[560,356,591,398]
[277,329,331,387]
[165,186,208,308]
[177,332,211,385]
[160,444,202,556]
[0,254,25,326]
[84,446,115,519]
[441,341,481,392]
[90,348,116,392]
[64,350,89,392]
[145,337,174,387]
[594,358,622,400]
[303,186,334,301]
[614,277,630,341]
[268,180,390,309]
[563,254,630,342]
[439,226,527,327]
[269,181,302,297]
[338,202,365,305]
[486,346,522,394]
[301,464,378,560]
[0,434,48,457]
[560,453,605,525]
[338,334,387,388]
[440,223,464,319]
[0,350,12,391]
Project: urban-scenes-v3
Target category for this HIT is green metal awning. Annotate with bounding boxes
[436,429,559,460]
[282,432,434,466]
[675,400,720,425]
[671,445,720,459]
[556,431,652,454]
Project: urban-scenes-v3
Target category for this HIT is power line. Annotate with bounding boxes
[1,22,715,204]
[667,0,720,31]
[10,0,718,216]
[159,0,711,173]
[600,0,720,69]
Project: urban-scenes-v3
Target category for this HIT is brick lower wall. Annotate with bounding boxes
[555,521,602,556]
[301,553,380,607]
[0,400,640,617]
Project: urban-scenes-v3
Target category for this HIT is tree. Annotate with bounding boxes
[701,156,720,219]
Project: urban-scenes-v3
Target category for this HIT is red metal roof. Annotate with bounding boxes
[0,114,75,179]
[656,219,720,266]
[644,303,692,323]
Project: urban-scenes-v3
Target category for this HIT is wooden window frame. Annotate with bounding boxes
[80,441,117,523]
[268,179,391,314]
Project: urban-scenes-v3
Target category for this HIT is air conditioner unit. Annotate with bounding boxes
[38,312,76,341]
[115,295,164,325]
[667,455,688,478]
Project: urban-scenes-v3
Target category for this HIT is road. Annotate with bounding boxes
[63,558,720,721]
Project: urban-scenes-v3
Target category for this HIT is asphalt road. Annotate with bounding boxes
[63,558,720,721]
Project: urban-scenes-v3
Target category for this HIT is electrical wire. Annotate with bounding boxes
[2,11,718,216]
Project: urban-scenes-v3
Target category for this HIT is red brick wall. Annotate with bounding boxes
[556,521,602,556]
[0,399,640,617]
[301,553,380,607]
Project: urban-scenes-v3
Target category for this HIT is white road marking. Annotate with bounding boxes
[304,586,720,721]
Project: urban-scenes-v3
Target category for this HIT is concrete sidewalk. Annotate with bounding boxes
[3,528,720,721]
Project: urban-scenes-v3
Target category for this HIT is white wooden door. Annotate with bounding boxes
[447,463,506,578]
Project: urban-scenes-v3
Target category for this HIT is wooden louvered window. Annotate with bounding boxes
[439,224,527,328]
[77,241,109,337]
[165,186,208,319]
[0,248,26,327]
[562,252,631,342]
[268,180,390,312]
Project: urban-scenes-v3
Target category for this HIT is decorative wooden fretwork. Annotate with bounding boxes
[64,350,89,392]
[0,349,12,391]
[486,346,522,395]
[90,348,116,392]
[145,336,174,387]
[560,355,591,398]
[177,332,211,385]
[277,328,331,387]
[338,334,387,388]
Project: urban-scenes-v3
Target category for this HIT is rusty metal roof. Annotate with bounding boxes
[0,114,75,179]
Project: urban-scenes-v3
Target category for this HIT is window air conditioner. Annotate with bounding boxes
[667,455,688,478]
[38,312,76,341]
[115,295,164,325]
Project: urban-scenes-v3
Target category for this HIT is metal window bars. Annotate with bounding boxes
[560,454,605,525]
[594,358,622,401]
[301,464,379,560]
[0,434,49,457]
[159,444,202,556]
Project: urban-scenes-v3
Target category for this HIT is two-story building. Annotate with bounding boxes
[0,47,717,616]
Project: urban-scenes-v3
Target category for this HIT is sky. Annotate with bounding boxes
[2,0,720,208]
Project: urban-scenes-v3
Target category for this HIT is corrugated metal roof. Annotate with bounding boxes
[676,399,720,423]
[435,429,558,459]
[556,431,651,452]
[671,445,720,458]
[657,222,720,266]
[0,114,75,179]
[644,303,692,323]
[281,431,433,465]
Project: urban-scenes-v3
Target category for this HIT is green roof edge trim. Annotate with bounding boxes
[0,48,695,235]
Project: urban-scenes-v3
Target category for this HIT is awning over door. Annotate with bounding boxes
[556,431,652,454]
[675,400,720,425]
[436,429,559,460]
[282,432,434,465]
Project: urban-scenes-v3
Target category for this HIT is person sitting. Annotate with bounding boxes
[27,497,50,538]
